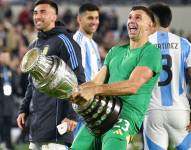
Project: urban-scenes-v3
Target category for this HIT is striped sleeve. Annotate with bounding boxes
[58,34,78,70]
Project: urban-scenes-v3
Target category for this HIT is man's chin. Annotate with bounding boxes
[129,35,139,41]
[35,26,43,31]
[129,35,136,39]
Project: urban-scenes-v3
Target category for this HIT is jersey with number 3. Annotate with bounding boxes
[149,32,191,111]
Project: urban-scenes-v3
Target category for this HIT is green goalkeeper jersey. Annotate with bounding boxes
[104,41,162,134]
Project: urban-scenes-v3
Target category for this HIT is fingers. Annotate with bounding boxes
[17,114,25,129]
[61,118,77,132]
[70,93,78,103]
[21,115,25,125]
[186,124,191,132]
[70,87,80,103]
[70,90,88,105]
[67,120,77,132]
[17,118,23,129]
[62,118,70,123]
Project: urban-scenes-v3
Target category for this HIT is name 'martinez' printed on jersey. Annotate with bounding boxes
[154,42,178,50]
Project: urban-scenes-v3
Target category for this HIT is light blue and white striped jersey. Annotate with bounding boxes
[73,30,101,81]
[148,31,191,110]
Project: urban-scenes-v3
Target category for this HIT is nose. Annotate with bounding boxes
[92,18,99,24]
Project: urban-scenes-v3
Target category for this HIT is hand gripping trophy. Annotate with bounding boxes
[20,48,122,135]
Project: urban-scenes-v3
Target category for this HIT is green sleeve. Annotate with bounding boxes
[104,47,114,66]
[137,45,162,74]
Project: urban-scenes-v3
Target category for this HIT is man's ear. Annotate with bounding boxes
[147,20,154,30]
[77,15,81,24]
[146,21,155,34]
[51,14,57,22]
[144,22,150,32]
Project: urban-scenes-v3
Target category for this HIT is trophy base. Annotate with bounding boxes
[77,96,122,136]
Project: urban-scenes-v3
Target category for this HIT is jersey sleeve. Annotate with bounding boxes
[58,34,85,84]
[181,38,191,68]
[137,45,162,74]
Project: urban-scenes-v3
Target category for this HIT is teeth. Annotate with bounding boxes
[130,29,137,32]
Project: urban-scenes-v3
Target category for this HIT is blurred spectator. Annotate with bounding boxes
[62,9,77,32]
[98,44,108,64]
[0,11,30,147]
[21,20,36,44]
[62,9,74,25]
[119,24,129,45]
[18,3,32,27]
[108,8,119,31]
[0,19,16,150]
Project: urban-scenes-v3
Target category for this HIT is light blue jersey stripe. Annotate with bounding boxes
[179,38,190,94]
[58,34,78,69]
[176,133,191,150]
[146,134,165,150]
[85,43,92,81]
[179,38,185,95]
[157,32,173,106]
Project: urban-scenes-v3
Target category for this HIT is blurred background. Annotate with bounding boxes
[0,0,190,149]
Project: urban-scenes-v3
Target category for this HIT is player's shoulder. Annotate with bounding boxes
[180,36,191,47]
[73,30,86,44]
[146,42,160,51]
[150,31,179,39]
[168,32,190,44]
[112,44,129,50]
[109,44,129,53]
[143,42,161,58]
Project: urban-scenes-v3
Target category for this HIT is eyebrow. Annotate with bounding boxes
[33,9,47,13]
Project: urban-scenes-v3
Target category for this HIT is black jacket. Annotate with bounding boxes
[19,25,85,145]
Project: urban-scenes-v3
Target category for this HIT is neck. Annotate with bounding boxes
[158,26,169,32]
[79,28,93,39]
[42,24,55,32]
[130,36,148,49]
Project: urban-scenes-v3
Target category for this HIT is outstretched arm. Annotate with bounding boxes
[78,65,108,89]
[71,65,108,104]
[93,66,153,96]
[72,66,153,102]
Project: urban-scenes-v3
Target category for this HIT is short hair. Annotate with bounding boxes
[130,6,155,24]
[79,3,99,15]
[149,3,172,28]
[33,0,58,15]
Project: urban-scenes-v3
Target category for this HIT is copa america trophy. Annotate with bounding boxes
[20,48,122,135]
